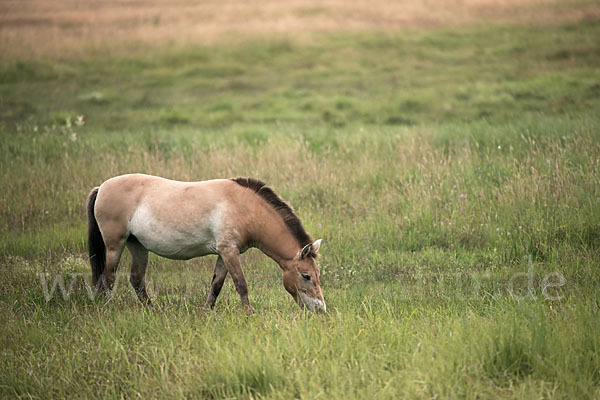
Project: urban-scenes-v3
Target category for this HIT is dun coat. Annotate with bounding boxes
[87,174,326,311]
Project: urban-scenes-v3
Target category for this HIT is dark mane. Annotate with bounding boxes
[231,177,315,257]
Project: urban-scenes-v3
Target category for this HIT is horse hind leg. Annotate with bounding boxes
[101,234,127,294]
[126,236,151,305]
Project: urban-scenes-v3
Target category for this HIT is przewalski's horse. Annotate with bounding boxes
[86,174,326,311]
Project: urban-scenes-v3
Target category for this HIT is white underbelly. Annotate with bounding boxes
[129,204,222,260]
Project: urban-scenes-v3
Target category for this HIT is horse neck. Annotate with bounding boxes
[249,205,299,268]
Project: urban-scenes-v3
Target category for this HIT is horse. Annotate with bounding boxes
[86,174,326,311]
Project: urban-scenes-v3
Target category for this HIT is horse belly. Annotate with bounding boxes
[129,205,219,260]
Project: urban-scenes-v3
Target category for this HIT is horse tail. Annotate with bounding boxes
[87,187,105,286]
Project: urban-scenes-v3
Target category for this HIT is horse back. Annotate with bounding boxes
[93,174,249,258]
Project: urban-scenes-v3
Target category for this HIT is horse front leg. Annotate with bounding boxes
[217,245,250,309]
[204,256,228,310]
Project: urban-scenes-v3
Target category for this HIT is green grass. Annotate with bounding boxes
[2,23,599,131]
[1,19,600,399]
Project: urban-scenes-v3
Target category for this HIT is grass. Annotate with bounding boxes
[3,0,596,59]
[1,4,600,399]
[3,22,600,130]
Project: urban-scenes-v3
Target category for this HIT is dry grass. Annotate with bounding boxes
[1,0,598,59]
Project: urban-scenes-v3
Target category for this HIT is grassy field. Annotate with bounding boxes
[1,0,600,398]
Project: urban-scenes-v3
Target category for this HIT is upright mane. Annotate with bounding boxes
[231,177,315,256]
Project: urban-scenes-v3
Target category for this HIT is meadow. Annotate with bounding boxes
[1,1,600,398]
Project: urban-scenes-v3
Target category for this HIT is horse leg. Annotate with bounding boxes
[102,237,126,294]
[217,246,250,309]
[204,256,228,310]
[126,238,151,305]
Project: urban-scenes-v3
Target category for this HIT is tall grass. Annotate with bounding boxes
[1,14,599,399]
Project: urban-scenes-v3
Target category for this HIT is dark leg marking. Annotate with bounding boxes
[204,257,228,309]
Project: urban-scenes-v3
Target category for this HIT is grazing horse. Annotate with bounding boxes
[86,174,326,311]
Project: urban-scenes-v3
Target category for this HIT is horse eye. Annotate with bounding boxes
[301,273,311,281]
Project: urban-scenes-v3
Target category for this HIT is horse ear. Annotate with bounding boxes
[299,243,312,259]
[312,239,322,254]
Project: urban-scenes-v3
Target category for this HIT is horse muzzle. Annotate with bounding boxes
[298,292,327,312]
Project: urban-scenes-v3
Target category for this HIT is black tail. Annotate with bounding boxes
[87,187,105,286]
